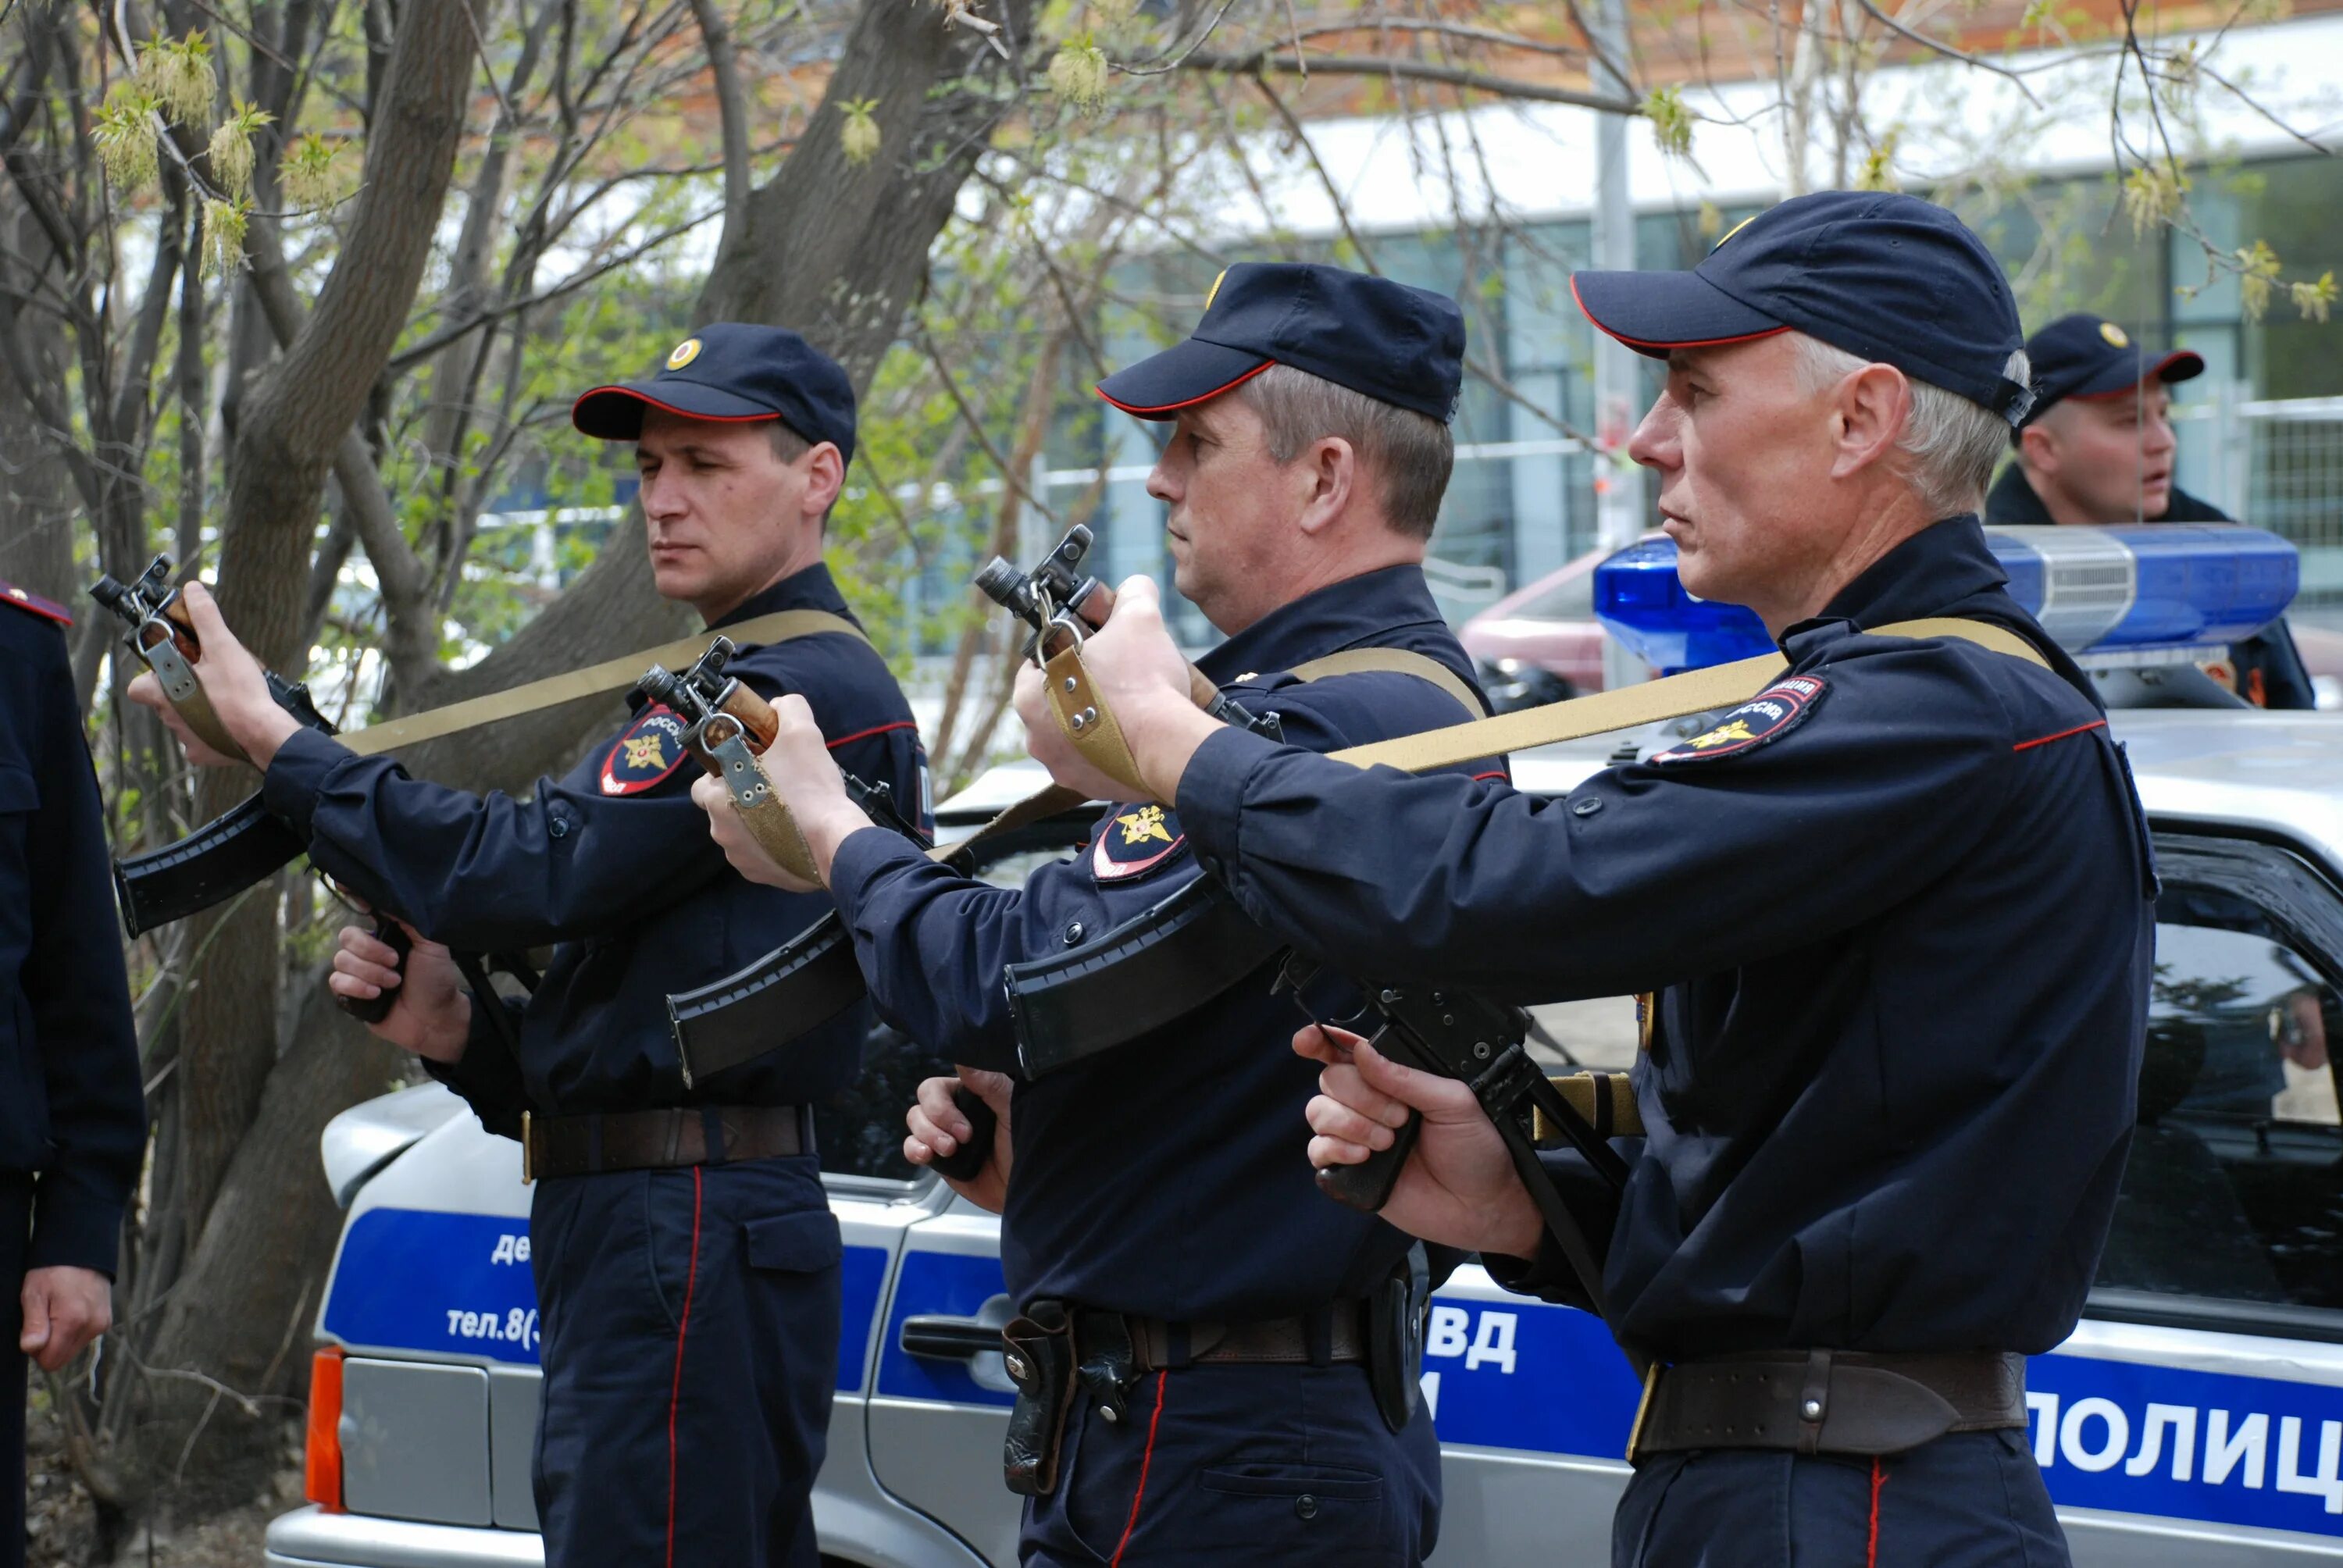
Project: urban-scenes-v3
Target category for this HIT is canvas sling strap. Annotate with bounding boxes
[332,608,869,756]
[1048,616,2045,787]
[110,609,870,939]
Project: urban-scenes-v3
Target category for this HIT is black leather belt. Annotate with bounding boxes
[1117,1303,1368,1373]
[1630,1349,2027,1460]
[521,1104,811,1181]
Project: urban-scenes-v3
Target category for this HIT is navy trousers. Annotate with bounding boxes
[1614,1430,2070,1568]
[1021,1360,1442,1566]
[528,1156,841,1568]
[3,1179,26,1568]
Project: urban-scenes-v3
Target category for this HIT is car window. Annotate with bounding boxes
[1513,568,1595,621]
[2095,840,2343,1328]
[815,1022,961,1184]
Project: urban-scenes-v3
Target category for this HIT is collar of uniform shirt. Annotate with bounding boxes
[711,558,855,633]
[1193,561,1461,690]
[1786,513,2010,641]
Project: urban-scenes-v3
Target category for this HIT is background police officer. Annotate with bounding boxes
[130,326,925,1567]
[1987,310,2316,707]
[1,582,145,1568]
[1043,194,2155,1566]
[700,265,1496,1564]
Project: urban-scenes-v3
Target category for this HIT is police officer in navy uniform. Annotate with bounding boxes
[1,583,146,1568]
[697,265,1500,1564]
[1043,195,2156,1566]
[1985,311,2316,708]
[127,326,926,1567]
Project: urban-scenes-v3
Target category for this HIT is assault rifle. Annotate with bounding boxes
[1277,954,1635,1320]
[91,556,416,1023]
[643,637,922,1088]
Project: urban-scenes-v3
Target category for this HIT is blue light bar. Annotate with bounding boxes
[1594,524,2299,673]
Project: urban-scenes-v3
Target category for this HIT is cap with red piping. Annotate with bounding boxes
[2017,312,2203,428]
[1570,191,2035,426]
[572,323,856,463]
[1096,262,1464,424]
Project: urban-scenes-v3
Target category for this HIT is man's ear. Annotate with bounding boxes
[2017,421,2058,479]
[1828,363,1913,481]
[799,441,847,520]
[1295,435,1357,536]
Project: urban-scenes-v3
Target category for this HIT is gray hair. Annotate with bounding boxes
[1789,333,2028,519]
[1233,363,1453,540]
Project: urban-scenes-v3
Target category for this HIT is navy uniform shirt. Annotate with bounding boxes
[1985,465,2316,710]
[1176,519,2156,1359]
[0,586,146,1274]
[262,564,926,1130]
[828,565,1497,1323]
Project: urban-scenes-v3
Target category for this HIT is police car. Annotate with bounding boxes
[267,526,2343,1568]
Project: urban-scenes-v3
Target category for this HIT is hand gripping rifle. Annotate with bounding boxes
[661,526,1266,1088]
[1278,954,1638,1324]
[91,556,412,1023]
[640,637,923,1088]
[972,524,1280,758]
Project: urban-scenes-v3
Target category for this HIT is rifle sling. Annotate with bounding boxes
[337,610,868,755]
[997,618,2046,1075]
[116,611,871,932]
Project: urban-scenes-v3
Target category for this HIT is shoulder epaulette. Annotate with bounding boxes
[0,580,73,628]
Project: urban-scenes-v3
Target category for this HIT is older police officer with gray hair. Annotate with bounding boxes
[1025,192,2156,1566]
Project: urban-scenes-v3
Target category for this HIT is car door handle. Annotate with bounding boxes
[900,1314,1006,1361]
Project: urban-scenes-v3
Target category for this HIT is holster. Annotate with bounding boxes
[1002,1303,1079,1497]
[1367,1243,1431,1434]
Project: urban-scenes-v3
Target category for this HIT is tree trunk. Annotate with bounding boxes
[125,0,1038,1513]
[0,191,76,604]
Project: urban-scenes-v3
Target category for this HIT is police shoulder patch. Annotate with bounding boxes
[1092,803,1186,882]
[600,704,690,795]
[1649,674,1827,764]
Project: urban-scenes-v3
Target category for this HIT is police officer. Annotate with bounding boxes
[1044,195,2156,1566]
[2,583,145,1568]
[697,265,1497,1564]
[128,326,925,1567]
[1985,311,2316,707]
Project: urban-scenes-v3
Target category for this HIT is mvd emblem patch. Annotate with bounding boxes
[600,704,688,794]
[1651,675,1827,764]
[1093,803,1186,881]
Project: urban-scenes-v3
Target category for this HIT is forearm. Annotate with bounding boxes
[829,829,1032,1071]
[265,728,719,949]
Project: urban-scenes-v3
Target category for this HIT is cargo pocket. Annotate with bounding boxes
[744,1210,842,1274]
[1192,1463,1389,1558]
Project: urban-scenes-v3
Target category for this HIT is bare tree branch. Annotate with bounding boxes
[1180,47,1640,112]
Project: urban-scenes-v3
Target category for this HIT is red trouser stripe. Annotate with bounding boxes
[1107,1370,1170,1567]
[665,1167,704,1568]
[1866,1456,1888,1566]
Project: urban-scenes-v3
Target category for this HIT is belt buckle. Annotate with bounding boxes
[521,1110,533,1185]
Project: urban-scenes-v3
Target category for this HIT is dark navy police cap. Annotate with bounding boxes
[1096,263,1465,424]
[572,323,857,464]
[1571,191,2034,426]
[2017,312,2202,428]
